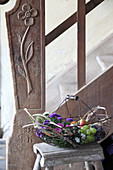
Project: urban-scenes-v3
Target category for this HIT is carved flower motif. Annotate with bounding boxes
[17,3,38,26]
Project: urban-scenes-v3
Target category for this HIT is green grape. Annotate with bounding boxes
[90,127,97,134]
[86,129,92,135]
[86,135,95,142]
[83,138,89,144]
[80,125,89,133]
[82,125,89,130]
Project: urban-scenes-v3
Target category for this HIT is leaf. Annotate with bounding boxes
[18,65,26,79]
[16,33,21,43]
[25,41,34,63]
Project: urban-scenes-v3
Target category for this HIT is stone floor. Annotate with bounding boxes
[0,139,6,170]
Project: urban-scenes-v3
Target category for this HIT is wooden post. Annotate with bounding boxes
[5,0,45,169]
[77,0,86,90]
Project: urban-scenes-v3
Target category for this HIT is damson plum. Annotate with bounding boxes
[95,126,106,141]
[91,125,97,129]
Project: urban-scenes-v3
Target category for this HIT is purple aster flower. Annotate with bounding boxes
[49,113,58,118]
[40,134,43,138]
[43,120,50,125]
[36,134,40,137]
[57,123,64,127]
[65,125,72,129]
[65,124,69,127]
[41,126,46,129]
[36,129,42,137]
[64,137,68,140]
[66,118,73,122]
[55,128,62,133]
[36,129,42,133]
[57,117,63,120]
[56,114,61,117]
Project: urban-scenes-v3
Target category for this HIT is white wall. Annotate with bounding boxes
[0,0,16,137]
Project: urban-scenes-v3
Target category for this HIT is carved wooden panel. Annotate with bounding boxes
[6,0,45,110]
[5,0,45,170]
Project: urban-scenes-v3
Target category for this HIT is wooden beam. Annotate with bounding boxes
[45,0,104,46]
[45,13,77,46]
[86,0,104,14]
[77,0,86,89]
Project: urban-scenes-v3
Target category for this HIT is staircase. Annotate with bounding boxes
[46,25,113,112]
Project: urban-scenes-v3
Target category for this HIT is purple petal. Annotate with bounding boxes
[36,133,40,137]
[55,128,60,131]
[66,125,70,127]
[49,113,57,118]
[57,123,64,127]
[57,117,63,120]
[36,129,42,133]
[40,134,43,138]
[66,118,73,122]
[36,129,42,136]
[43,120,50,125]
[64,137,68,140]
[41,126,46,129]
[55,128,62,133]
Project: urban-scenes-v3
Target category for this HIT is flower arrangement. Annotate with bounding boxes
[24,95,111,148]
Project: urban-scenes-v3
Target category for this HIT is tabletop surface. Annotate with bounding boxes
[33,142,104,167]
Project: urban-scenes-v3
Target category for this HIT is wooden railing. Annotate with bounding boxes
[45,0,104,89]
[45,0,104,46]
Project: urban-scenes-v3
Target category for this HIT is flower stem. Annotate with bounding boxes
[20,26,32,94]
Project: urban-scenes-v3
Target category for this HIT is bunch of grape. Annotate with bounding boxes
[79,124,97,144]
[78,124,106,144]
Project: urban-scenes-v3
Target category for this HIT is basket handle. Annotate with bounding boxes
[82,106,108,120]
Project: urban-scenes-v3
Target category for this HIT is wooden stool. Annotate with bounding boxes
[33,142,104,170]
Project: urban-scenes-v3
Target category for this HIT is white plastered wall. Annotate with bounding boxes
[0,0,16,137]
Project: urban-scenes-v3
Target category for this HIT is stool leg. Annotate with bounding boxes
[94,160,104,170]
[45,167,54,170]
[33,153,41,170]
[84,161,90,170]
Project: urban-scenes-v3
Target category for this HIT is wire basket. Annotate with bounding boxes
[24,95,111,148]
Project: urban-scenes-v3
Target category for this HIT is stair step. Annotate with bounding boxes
[59,84,77,101]
[47,30,113,111]
[47,54,113,111]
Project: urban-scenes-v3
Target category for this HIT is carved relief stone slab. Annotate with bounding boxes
[6,0,45,110]
[5,0,45,169]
